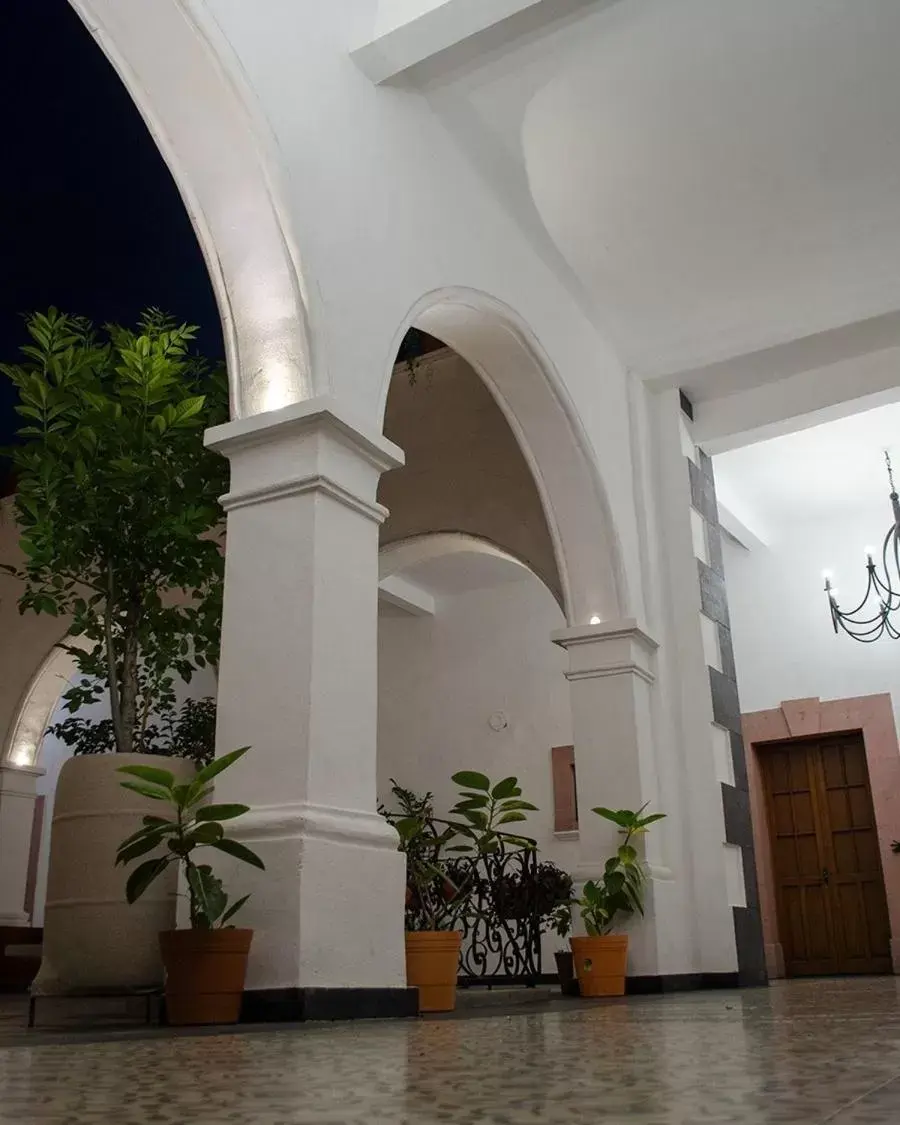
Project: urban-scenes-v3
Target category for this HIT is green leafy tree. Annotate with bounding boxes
[0,308,229,756]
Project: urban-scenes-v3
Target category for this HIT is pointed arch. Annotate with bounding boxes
[379,288,627,625]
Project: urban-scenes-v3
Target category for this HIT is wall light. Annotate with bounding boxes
[589,615,602,625]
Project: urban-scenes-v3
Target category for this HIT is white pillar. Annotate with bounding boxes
[0,764,43,927]
[205,399,410,1011]
[553,620,681,978]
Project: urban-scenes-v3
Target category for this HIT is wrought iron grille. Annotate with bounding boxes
[449,848,542,987]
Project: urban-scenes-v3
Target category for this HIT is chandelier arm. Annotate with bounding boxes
[834,567,880,618]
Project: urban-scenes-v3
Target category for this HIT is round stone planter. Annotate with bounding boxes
[31,752,194,995]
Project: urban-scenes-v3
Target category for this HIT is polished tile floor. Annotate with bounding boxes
[2,978,900,1123]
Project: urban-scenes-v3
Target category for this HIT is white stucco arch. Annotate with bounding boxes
[379,533,535,584]
[1,640,84,769]
[379,288,627,626]
[68,0,314,417]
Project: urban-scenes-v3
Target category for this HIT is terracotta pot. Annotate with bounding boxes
[159,928,253,1026]
[33,753,194,995]
[554,949,580,996]
[405,930,461,1012]
[570,934,629,997]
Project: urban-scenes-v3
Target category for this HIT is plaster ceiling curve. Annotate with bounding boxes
[522,0,900,377]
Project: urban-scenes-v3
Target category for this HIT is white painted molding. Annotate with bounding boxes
[378,575,436,616]
[552,619,658,684]
[232,801,400,851]
[206,396,403,473]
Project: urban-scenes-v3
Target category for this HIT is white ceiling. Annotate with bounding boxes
[714,401,900,542]
[426,0,900,394]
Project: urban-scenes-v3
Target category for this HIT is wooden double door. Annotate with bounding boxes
[760,732,892,976]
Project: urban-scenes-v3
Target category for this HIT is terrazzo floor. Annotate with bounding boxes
[2,978,900,1123]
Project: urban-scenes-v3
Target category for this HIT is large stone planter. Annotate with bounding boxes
[31,753,194,995]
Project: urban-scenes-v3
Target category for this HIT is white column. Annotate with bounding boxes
[0,764,43,927]
[553,620,680,978]
[205,398,408,996]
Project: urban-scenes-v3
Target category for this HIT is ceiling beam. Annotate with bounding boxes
[378,574,436,616]
[351,0,546,83]
[693,344,900,453]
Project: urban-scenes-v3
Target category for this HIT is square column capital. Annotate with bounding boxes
[552,618,658,684]
[205,397,404,521]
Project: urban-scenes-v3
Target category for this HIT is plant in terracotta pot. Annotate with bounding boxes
[1,309,228,991]
[380,771,537,1012]
[570,804,666,998]
[114,746,264,1026]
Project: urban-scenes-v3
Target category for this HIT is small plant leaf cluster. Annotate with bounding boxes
[574,804,666,937]
[115,746,264,929]
[49,695,217,767]
[379,771,538,932]
[0,308,228,757]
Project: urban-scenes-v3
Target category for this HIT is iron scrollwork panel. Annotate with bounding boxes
[450,849,542,986]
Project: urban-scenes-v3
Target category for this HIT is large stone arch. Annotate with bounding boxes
[69,0,314,417]
[378,288,627,626]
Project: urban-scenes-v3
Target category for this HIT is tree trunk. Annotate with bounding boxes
[117,605,141,755]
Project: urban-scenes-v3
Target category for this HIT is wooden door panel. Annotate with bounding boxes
[761,732,892,977]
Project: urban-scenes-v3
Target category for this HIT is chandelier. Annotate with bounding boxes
[823,452,900,642]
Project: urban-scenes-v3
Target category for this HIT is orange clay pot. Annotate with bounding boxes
[405,931,461,1012]
[570,934,629,997]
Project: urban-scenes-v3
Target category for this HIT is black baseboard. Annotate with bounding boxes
[240,986,419,1023]
[626,972,743,994]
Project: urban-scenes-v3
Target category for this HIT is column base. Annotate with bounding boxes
[0,913,30,928]
[228,802,408,992]
[239,986,419,1023]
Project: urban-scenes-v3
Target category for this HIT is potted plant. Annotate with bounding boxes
[549,901,579,996]
[380,771,537,1012]
[570,804,666,997]
[114,746,264,1025]
[0,308,228,992]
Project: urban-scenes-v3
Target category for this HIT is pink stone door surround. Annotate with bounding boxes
[743,694,900,978]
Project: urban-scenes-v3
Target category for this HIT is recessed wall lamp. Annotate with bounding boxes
[589,615,602,625]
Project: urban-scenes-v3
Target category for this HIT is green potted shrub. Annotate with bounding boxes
[570,804,665,997]
[114,747,264,1025]
[549,901,579,996]
[380,771,537,1012]
[1,308,227,992]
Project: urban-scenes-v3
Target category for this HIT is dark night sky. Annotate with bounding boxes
[0,0,221,482]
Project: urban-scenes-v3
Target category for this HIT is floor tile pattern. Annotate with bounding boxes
[1,979,900,1123]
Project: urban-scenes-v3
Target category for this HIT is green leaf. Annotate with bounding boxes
[187,822,224,845]
[116,764,175,790]
[221,894,251,926]
[194,746,251,786]
[497,811,528,824]
[490,776,519,800]
[591,807,632,828]
[116,831,167,867]
[207,837,266,870]
[195,803,250,823]
[499,800,539,813]
[637,812,667,828]
[119,780,170,802]
[124,856,171,904]
[451,771,490,792]
[452,794,490,809]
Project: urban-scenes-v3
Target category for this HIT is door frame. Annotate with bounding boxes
[743,694,900,978]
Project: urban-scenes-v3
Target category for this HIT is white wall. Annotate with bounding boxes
[723,501,900,724]
[378,570,577,959]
